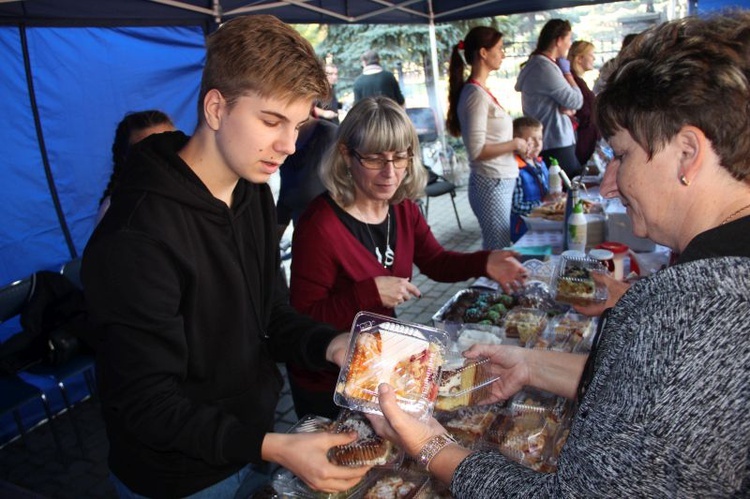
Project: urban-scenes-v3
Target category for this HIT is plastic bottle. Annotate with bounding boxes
[562,183,580,251]
[567,200,587,253]
[548,157,563,195]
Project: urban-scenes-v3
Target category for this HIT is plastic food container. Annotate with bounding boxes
[334,312,447,420]
[454,323,506,352]
[327,409,403,468]
[437,404,501,448]
[359,469,429,499]
[529,312,597,353]
[480,389,571,472]
[434,355,498,412]
[431,288,517,339]
[288,414,334,434]
[503,307,549,345]
[271,468,367,499]
[551,255,608,306]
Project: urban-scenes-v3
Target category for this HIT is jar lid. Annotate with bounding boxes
[588,249,614,260]
[597,241,629,254]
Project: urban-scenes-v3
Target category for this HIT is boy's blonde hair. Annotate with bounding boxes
[198,15,329,121]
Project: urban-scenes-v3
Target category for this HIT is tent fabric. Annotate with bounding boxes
[0,25,204,291]
[0,24,204,444]
[0,0,624,26]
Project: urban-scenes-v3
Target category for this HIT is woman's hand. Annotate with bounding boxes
[374,276,421,308]
[264,431,371,493]
[573,272,630,317]
[485,252,528,294]
[366,384,447,456]
[463,344,531,403]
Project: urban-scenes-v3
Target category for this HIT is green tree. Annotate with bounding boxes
[317,18,520,112]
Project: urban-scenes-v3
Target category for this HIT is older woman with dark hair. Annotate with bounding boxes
[371,12,750,497]
[288,96,528,419]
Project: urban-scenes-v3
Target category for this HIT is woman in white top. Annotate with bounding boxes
[446,27,528,250]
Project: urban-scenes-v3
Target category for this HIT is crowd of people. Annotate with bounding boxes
[83,9,749,498]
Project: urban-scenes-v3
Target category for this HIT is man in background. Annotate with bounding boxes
[353,50,405,106]
[314,63,341,124]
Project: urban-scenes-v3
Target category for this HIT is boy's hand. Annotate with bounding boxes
[326,333,351,367]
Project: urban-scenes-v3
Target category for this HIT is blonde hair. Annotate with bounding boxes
[321,97,427,207]
[568,40,595,77]
[198,15,329,122]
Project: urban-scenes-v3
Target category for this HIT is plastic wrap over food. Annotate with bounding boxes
[334,312,447,420]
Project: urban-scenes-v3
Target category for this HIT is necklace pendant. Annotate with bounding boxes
[384,245,395,268]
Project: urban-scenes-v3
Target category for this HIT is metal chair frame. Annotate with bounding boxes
[0,274,67,462]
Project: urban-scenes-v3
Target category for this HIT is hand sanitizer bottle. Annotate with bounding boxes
[567,200,588,252]
[548,157,563,195]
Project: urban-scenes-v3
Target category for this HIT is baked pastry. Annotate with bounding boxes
[328,411,393,467]
[340,327,442,408]
[441,407,497,447]
[363,475,419,499]
[441,290,517,326]
[504,309,548,344]
[555,265,596,304]
[435,358,477,411]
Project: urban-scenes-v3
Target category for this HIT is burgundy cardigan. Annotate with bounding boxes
[288,194,491,392]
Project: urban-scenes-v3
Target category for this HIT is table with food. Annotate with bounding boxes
[264,254,607,498]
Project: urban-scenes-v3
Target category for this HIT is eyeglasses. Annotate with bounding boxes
[350,149,413,170]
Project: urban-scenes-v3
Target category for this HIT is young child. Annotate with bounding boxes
[82,15,370,498]
[511,116,551,242]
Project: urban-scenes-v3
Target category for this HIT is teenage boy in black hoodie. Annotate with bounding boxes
[82,15,370,498]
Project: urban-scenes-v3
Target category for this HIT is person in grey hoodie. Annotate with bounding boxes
[515,19,583,178]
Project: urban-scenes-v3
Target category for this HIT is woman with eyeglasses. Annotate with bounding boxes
[287,96,528,418]
[447,26,528,250]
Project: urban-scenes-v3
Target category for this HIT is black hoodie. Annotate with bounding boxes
[82,131,339,497]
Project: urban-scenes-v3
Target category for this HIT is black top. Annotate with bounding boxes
[677,214,750,264]
[325,194,397,269]
[82,131,339,497]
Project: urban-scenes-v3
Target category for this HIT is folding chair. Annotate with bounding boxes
[0,275,66,462]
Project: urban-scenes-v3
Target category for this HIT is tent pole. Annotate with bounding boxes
[427,1,448,153]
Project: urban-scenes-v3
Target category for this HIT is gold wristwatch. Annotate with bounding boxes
[417,432,457,471]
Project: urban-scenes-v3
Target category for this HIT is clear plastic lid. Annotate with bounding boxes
[327,409,403,468]
[334,312,448,421]
[431,288,518,338]
[434,355,499,412]
[288,414,334,434]
[271,468,368,499]
[359,469,429,499]
[502,307,549,345]
[480,389,571,472]
[437,404,501,448]
[551,255,608,306]
[454,322,505,352]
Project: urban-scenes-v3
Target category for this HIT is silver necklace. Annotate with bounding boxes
[355,206,394,268]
